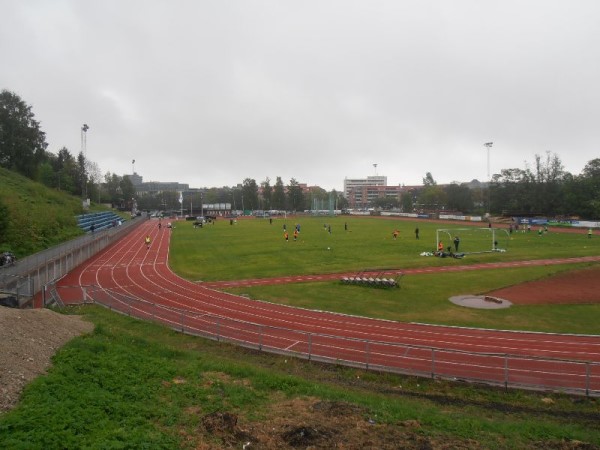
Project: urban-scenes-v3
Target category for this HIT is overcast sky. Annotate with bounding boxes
[2,1,599,191]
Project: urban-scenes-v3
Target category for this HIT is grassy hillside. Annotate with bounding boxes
[1,306,598,449]
[0,167,85,256]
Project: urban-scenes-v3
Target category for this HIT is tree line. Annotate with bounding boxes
[1,89,599,218]
[0,89,345,213]
[410,154,600,219]
[0,89,136,207]
[135,177,346,213]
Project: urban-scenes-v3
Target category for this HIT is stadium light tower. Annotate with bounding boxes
[81,124,90,202]
[484,142,493,215]
[484,142,493,180]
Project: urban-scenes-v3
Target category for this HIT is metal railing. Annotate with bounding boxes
[50,283,600,398]
[0,216,145,307]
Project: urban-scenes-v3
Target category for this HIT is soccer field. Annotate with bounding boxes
[168,215,600,334]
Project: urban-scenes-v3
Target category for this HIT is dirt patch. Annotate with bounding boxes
[187,396,485,449]
[487,266,600,305]
[0,306,94,413]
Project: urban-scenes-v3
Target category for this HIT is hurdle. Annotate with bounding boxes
[341,270,403,288]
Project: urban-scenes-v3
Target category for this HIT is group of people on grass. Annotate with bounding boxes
[435,235,465,259]
[144,218,595,251]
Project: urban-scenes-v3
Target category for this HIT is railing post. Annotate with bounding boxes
[216,319,220,342]
[504,355,509,391]
[586,362,590,397]
[431,348,436,379]
[365,340,370,370]
[259,325,263,351]
[308,334,312,361]
[180,312,184,333]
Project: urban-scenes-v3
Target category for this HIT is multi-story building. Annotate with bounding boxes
[126,172,189,194]
[343,176,387,198]
[344,175,407,209]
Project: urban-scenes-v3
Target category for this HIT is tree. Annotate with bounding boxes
[287,178,304,212]
[86,160,103,203]
[0,90,48,178]
[372,196,399,210]
[582,158,600,179]
[418,186,447,211]
[241,178,259,211]
[422,172,436,187]
[37,161,57,188]
[531,152,567,216]
[104,172,122,205]
[77,151,87,198]
[272,177,286,210]
[332,190,348,210]
[120,176,136,207]
[444,183,473,213]
[418,173,446,211]
[0,199,9,244]
[567,158,600,219]
[55,147,78,194]
[260,178,272,210]
[305,186,328,211]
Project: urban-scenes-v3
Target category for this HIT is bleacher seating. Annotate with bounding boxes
[76,211,127,232]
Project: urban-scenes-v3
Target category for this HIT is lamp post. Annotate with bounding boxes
[484,142,493,215]
[81,124,89,204]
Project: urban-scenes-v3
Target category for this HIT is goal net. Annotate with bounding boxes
[435,227,510,254]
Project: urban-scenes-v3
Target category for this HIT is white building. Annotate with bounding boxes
[343,176,387,199]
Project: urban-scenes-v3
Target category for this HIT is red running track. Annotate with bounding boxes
[56,220,600,395]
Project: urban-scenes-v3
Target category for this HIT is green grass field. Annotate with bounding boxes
[170,216,598,280]
[169,215,600,334]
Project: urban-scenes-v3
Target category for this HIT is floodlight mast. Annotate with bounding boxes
[484,142,493,180]
[484,142,493,214]
[81,124,89,202]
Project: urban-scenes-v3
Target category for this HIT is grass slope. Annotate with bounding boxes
[1,306,598,449]
[0,167,86,256]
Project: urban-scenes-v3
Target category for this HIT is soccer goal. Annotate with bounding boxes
[435,227,510,254]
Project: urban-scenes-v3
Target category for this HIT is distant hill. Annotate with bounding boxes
[0,167,85,256]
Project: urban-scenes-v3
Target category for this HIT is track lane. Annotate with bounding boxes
[56,220,600,393]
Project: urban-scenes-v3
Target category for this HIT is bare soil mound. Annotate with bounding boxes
[0,307,94,412]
